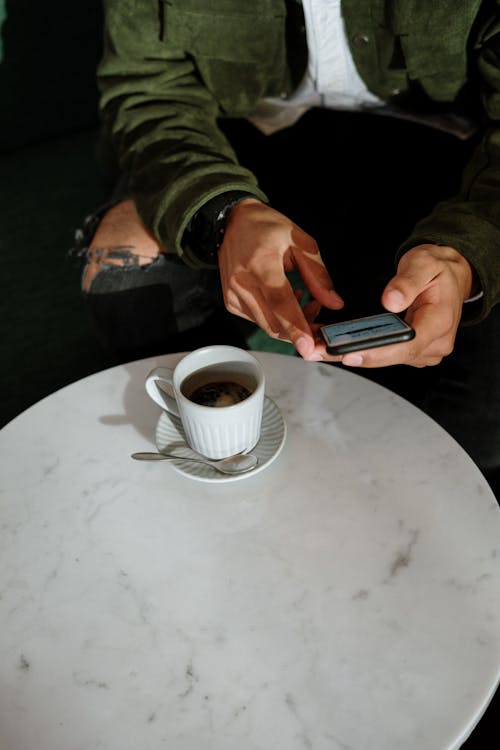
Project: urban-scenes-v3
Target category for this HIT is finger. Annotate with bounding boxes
[293,287,323,326]
[382,287,411,313]
[341,307,456,368]
[227,273,321,358]
[302,298,322,325]
[382,254,442,313]
[290,236,344,310]
[341,344,446,369]
[341,339,417,368]
[225,281,285,338]
[339,303,428,368]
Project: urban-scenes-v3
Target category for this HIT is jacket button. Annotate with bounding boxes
[353,34,370,46]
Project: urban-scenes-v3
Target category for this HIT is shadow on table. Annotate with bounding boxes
[97,356,184,446]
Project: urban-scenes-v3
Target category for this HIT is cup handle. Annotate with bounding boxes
[145,367,180,417]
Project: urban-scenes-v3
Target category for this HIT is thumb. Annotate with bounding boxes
[382,285,410,313]
[382,245,444,312]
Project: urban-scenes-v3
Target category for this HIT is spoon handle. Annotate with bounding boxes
[131,451,207,464]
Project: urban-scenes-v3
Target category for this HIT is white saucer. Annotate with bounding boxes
[155,396,286,483]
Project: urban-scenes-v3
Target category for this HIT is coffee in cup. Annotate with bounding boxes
[180,363,256,408]
[145,346,265,459]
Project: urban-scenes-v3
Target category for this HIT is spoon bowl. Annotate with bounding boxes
[131,451,258,475]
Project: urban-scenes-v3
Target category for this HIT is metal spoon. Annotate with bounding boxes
[131,450,258,475]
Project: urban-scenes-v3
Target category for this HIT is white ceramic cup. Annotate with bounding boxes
[145,346,265,459]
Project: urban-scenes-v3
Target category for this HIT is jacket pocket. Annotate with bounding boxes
[161,0,288,113]
[162,0,285,61]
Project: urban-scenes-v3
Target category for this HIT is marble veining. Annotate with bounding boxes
[0,352,499,750]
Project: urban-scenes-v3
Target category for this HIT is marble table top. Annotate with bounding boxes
[1,351,499,750]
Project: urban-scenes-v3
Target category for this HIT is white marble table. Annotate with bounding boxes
[1,351,499,750]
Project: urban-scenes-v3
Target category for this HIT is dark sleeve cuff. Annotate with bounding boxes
[182,190,260,264]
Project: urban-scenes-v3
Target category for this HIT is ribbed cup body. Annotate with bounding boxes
[182,408,262,459]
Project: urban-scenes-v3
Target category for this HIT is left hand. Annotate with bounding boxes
[316,244,474,368]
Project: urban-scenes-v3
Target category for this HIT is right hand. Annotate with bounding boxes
[218,200,344,360]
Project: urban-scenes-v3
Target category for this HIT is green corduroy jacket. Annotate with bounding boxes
[98,0,500,322]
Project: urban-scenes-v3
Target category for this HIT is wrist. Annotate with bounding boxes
[430,245,483,303]
[183,191,260,264]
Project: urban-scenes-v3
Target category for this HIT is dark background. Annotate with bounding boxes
[0,0,115,428]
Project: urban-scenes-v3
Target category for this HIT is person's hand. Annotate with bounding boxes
[218,199,344,360]
[330,244,474,369]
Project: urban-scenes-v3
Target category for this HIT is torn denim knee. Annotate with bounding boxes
[68,201,159,292]
[78,245,159,293]
[68,198,227,355]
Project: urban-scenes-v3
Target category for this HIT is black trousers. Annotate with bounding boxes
[80,108,500,500]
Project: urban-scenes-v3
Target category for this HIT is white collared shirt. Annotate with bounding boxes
[248,0,383,135]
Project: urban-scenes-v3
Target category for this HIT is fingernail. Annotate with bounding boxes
[385,289,406,308]
[296,336,312,356]
[307,352,323,362]
[342,354,363,367]
[329,290,344,307]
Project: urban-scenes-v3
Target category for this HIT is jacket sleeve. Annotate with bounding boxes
[97,0,269,267]
[397,13,500,324]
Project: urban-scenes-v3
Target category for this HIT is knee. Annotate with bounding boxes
[80,199,165,293]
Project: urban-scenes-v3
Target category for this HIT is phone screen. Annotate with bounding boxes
[320,313,415,354]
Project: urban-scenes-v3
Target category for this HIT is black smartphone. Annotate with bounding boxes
[320,313,415,355]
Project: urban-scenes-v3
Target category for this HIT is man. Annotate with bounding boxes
[76,0,500,496]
